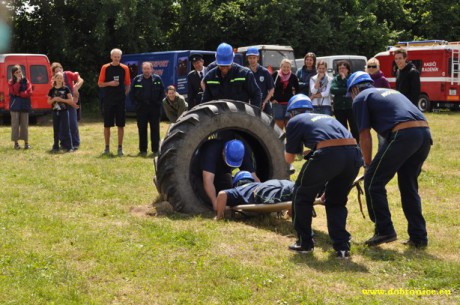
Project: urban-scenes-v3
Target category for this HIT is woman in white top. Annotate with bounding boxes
[309,60,333,115]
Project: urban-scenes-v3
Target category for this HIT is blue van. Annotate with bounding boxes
[122,50,210,113]
[122,50,243,113]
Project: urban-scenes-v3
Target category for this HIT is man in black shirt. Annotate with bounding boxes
[98,48,131,156]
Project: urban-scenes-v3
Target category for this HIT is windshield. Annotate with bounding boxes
[261,50,296,73]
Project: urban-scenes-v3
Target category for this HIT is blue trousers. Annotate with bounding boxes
[292,146,362,250]
[53,110,72,150]
[365,127,431,242]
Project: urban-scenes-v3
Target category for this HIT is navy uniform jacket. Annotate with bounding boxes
[224,180,295,206]
[285,113,354,154]
[129,74,165,112]
[187,68,205,109]
[202,63,262,107]
[352,88,427,140]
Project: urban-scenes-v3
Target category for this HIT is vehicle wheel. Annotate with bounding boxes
[418,94,432,112]
[154,100,289,214]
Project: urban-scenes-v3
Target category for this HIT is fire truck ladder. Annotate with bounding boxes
[452,48,460,85]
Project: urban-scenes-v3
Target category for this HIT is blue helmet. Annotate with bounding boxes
[232,171,255,187]
[346,71,374,95]
[246,46,260,57]
[286,94,314,114]
[216,42,234,66]
[224,139,245,167]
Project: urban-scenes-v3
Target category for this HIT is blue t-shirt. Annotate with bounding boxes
[201,139,255,176]
[352,88,427,139]
[251,65,274,100]
[225,179,294,206]
[285,113,353,153]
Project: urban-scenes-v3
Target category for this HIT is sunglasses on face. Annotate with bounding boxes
[367,65,377,69]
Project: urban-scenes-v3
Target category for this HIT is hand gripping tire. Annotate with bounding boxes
[154,100,289,214]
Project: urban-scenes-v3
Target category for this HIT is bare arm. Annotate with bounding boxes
[284,152,296,164]
[215,191,228,220]
[359,129,372,166]
[203,171,217,210]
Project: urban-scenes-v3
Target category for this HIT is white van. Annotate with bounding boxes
[316,55,367,78]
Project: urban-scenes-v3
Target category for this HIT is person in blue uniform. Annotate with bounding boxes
[246,47,274,114]
[214,171,294,220]
[202,42,262,107]
[129,62,165,156]
[348,71,432,248]
[201,139,260,212]
[284,94,362,258]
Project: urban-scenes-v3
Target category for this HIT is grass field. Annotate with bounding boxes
[0,111,459,305]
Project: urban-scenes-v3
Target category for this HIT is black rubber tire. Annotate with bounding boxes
[154,100,289,214]
[418,94,432,112]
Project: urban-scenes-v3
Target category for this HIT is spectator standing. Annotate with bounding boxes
[47,72,78,152]
[246,47,275,115]
[284,94,362,258]
[296,52,317,96]
[129,61,165,157]
[187,53,206,109]
[366,57,391,89]
[310,60,332,115]
[394,48,421,107]
[366,57,391,150]
[98,48,130,156]
[202,42,261,107]
[162,85,188,123]
[330,60,359,142]
[51,62,84,149]
[8,65,32,149]
[271,58,299,130]
[349,72,431,248]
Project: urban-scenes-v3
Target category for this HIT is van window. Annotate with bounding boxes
[7,65,26,80]
[30,65,49,84]
[261,50,296,72]
[331,59,366,76]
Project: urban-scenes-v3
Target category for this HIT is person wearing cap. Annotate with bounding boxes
[200,139,259,211]
[187,53,206,109]
[284,94,362,258]
[246,47,275,115]
[349,71,431,248]
[214,171,295,220]
[202,43,262,107]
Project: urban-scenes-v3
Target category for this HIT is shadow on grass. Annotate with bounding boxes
[289,250,369,273]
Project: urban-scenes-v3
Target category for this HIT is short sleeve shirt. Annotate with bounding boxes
[48,86,71,110]
[352,88,427,138]
[285,113,353,154]
[252,65,274,100]
[201,139,255,176]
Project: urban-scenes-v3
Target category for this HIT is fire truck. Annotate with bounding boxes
[374,40,460,112]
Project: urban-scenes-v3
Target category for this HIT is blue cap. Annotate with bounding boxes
[346,71,374,96]
[232,171,255,187]
[246,47,260,57]
[286,94,314,114]
[216,43,234,66]
[224,139,245,167]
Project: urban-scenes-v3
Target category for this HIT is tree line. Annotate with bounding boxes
[5,0,460,103]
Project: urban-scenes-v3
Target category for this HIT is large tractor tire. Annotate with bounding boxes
[154,100,289,214]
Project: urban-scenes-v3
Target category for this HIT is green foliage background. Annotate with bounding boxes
[4,0,460,103]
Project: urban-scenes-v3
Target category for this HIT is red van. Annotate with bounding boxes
[0,53,52,121]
